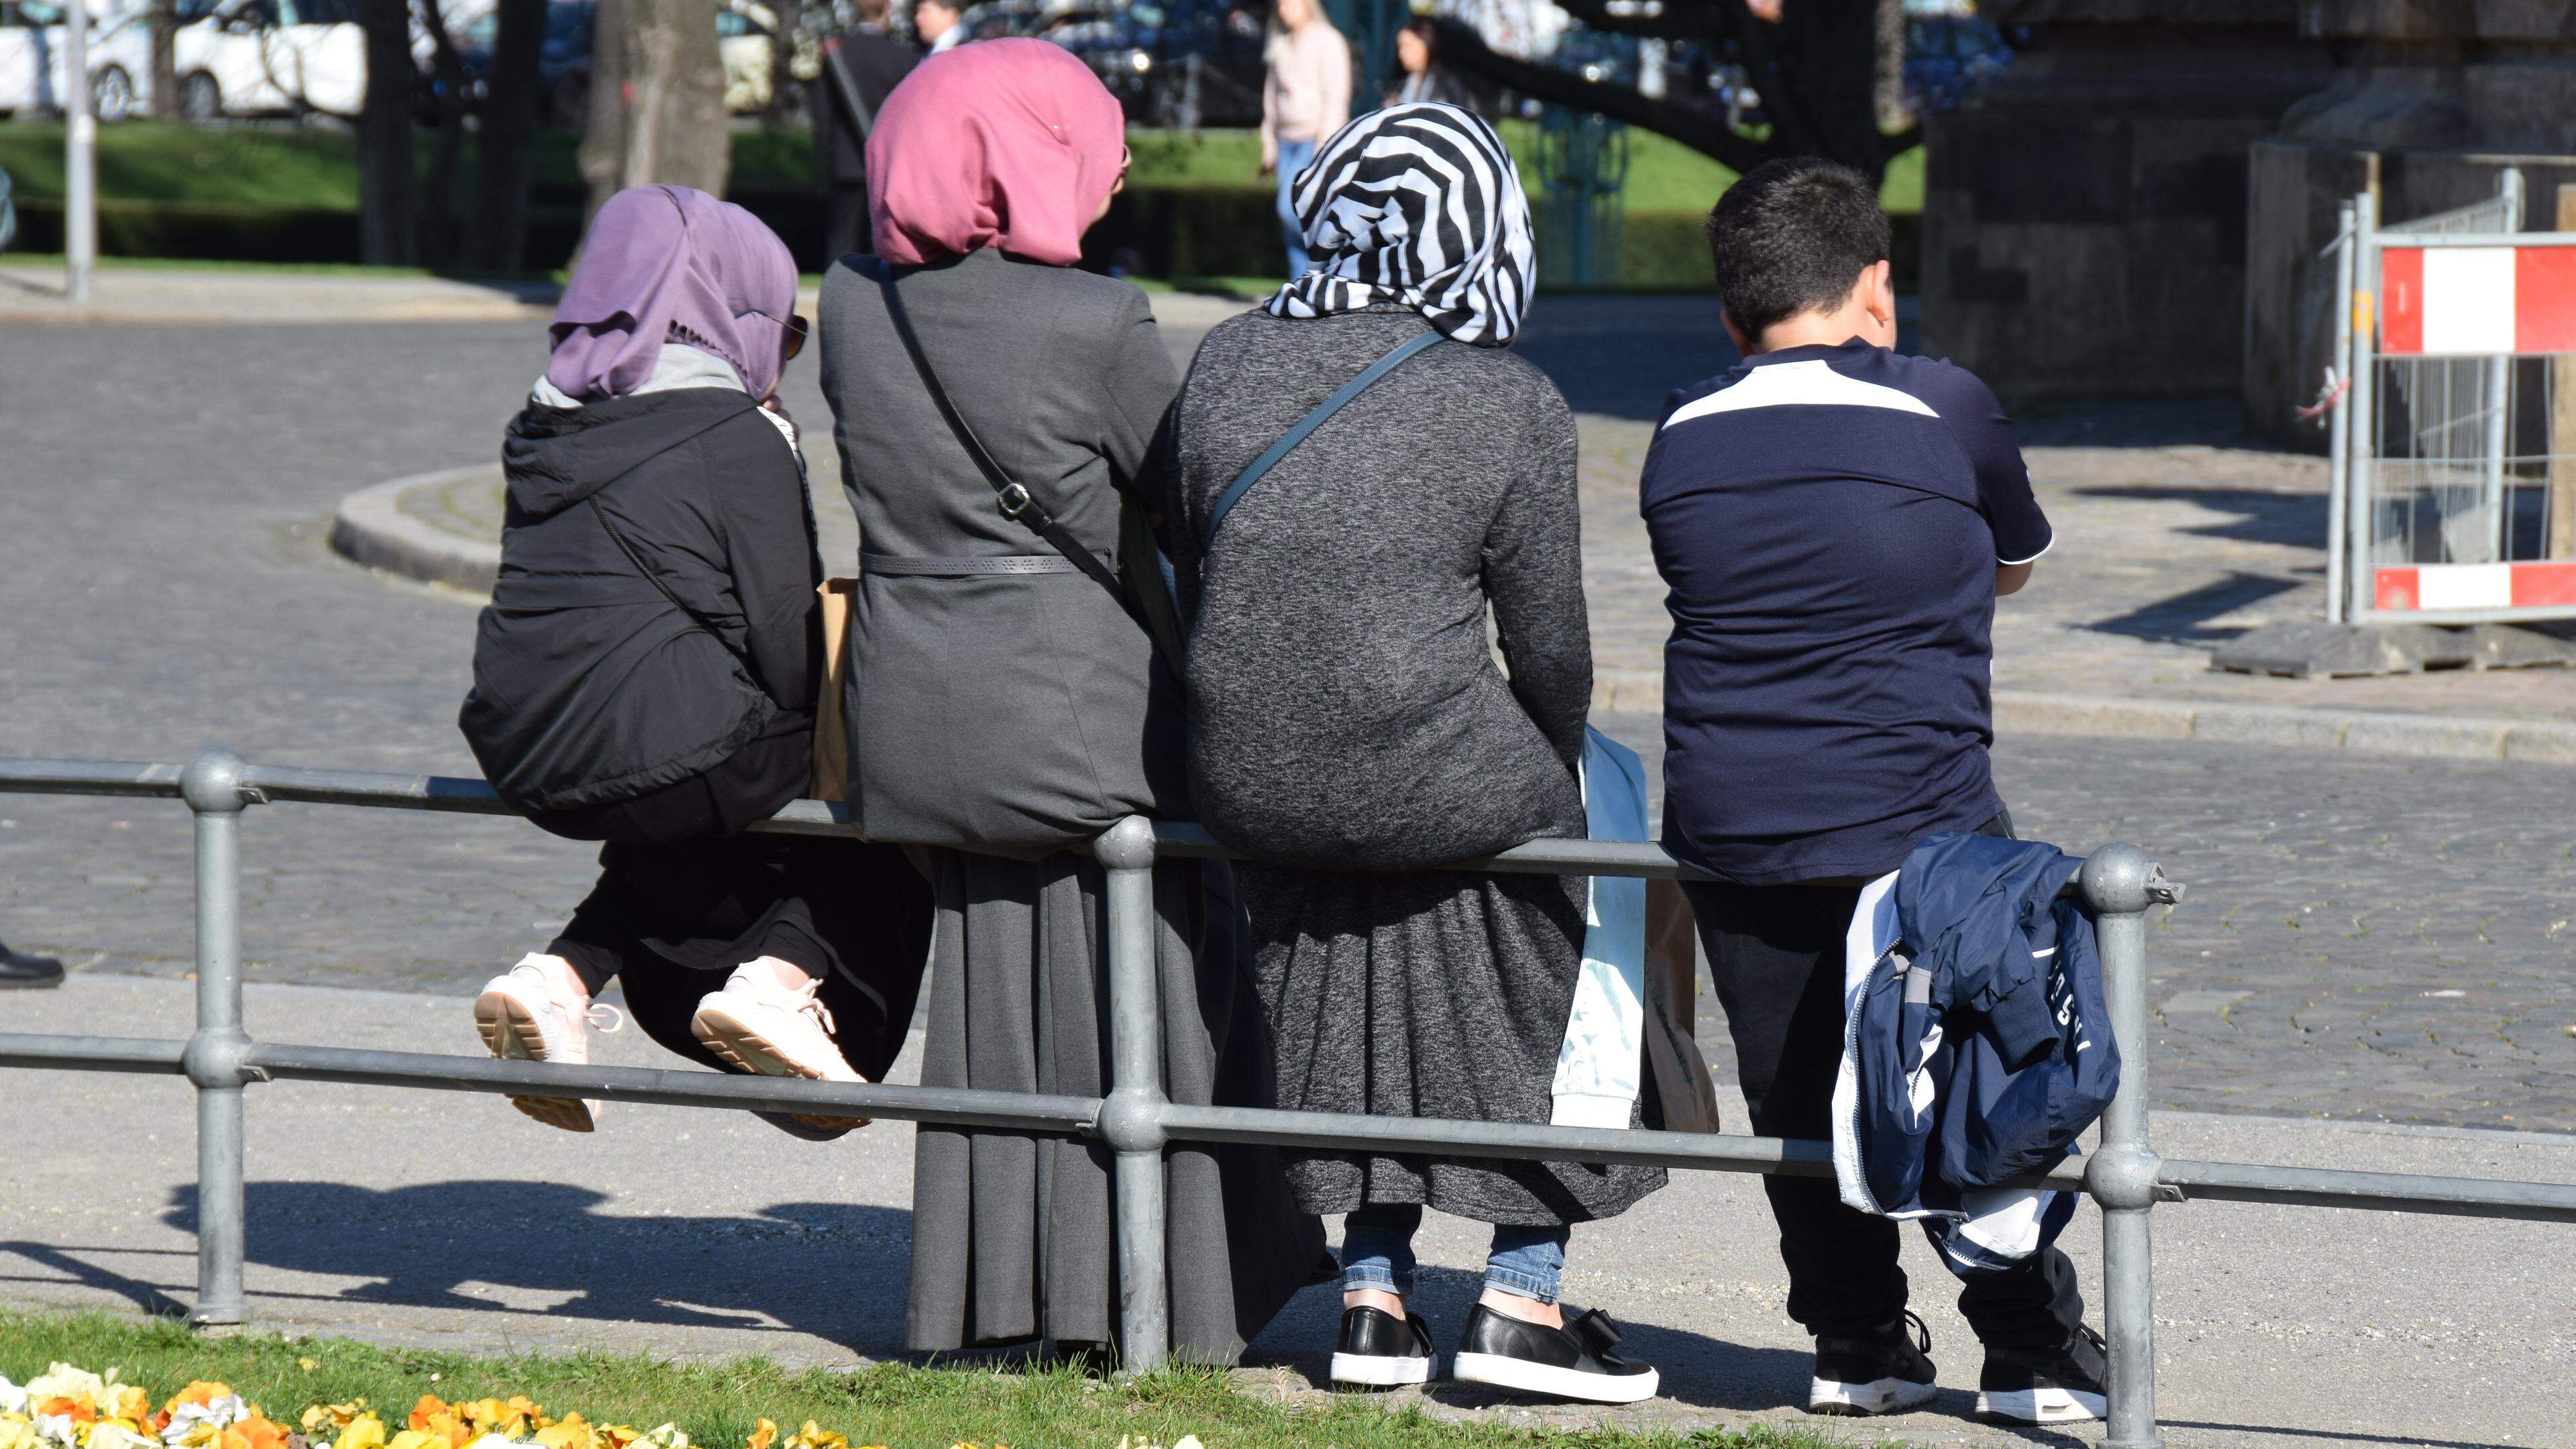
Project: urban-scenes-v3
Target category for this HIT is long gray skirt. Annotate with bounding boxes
[1238,861,1668,1227]
[905,847,1328,1360]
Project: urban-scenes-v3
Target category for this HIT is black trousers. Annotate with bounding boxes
[523,717,934,1086]
[1682,827,2085,1351]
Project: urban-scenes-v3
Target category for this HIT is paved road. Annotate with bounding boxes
[5,319,2576,1135]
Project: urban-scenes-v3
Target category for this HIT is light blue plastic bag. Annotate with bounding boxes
[1551,727,1650,1128]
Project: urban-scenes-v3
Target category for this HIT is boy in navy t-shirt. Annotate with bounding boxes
[1644,159,2103,1424]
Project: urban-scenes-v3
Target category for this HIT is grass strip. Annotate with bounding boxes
[0,1311,1891,1449]
[0,121,1922,219]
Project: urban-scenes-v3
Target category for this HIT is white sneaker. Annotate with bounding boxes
[691,961,871,1131]
[473,955,623,1132]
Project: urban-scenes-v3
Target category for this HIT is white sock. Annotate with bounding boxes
[517,952,592,1007]
[729,955,820,995]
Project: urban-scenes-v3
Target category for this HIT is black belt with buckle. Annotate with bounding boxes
[861,553,1081,576]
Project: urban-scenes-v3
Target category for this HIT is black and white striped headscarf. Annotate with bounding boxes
[1265,103,1536,347]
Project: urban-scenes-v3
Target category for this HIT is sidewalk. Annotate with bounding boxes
[0,264,563,325]
[9,972,2569,1448]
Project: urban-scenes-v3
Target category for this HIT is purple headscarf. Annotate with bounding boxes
[547,185,800,401]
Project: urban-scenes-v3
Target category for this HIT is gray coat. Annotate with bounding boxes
[1165,305,1591,868]
[1160,304,1665,1225]
[818,249,1189,858]
[818,253,1327,1357]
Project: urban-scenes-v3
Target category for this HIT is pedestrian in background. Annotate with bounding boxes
[814,0,918,262]
[1258,0,1349,278]
[1161,103,1662,1404]
[913,0,963,53]
[816,39,1324,1363]
[1641,158,2101,1424]
[460,184,933,1140]
[1385,17,1466,108]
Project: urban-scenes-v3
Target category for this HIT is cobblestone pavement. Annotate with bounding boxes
[6,318,2576,1135]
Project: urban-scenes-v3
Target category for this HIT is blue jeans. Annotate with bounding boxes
[1340,1203,1572,1304]
[1275,136,1316,279]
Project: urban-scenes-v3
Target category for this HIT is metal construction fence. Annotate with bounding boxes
[7,749,2576,1449]
[2326,170,2576,625]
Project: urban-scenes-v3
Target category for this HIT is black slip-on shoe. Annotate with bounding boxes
[1452,1303,1659,1404]
[1330,1305,1437,1388]
[1978,1323,2108,1424]
[0,943,64,989]
[1809,1311,1938,1416]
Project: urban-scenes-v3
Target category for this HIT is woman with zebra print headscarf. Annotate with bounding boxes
[1154,103,1666,1403]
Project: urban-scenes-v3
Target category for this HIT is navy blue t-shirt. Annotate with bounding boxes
[1642,339,2051,885]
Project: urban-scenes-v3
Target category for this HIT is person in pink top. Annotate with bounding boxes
[1259,0,1350,277]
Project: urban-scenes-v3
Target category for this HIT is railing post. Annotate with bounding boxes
[2346,190,2380,624]
[2326,199,2357,624]
[1093,816,1170,1371]
[178,747,256,1329]
[2082,843,2171,1449]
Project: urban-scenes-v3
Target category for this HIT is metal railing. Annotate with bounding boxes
[6,749,2576,1449]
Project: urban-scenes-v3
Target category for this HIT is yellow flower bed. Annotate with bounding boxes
[0,1366,1208,1449]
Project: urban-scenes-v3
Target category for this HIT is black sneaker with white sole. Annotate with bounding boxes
[1978,1323,2108,1424]
[1330,1305,1438,1388]
[1451,1303,1659,1404]
[1809,1311,1938,1416]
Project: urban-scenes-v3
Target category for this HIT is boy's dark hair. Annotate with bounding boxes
[1703,158,1890,337]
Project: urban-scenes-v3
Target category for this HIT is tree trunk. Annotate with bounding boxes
[417,1,470,268]
[579,0,730,231]
[468,0,547,272]
[148,0,177,118]
[1439,1,1907,183]
[356,0,416,266]
[1764,0,1890,182]
[1873,0,1913,136]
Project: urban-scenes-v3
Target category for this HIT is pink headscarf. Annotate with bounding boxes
[866,39,1126,268]
[548,185,800,401]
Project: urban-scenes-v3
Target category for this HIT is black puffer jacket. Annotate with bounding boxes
[461,387,822,814]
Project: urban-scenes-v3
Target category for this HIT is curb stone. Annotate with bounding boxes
[337,474,2576,771]
[329,467,501,593]
[1601,676,2576,767]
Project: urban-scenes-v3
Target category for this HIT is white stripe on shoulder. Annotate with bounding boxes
[1662,359,1939,430]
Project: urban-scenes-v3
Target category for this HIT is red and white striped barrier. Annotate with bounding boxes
[2373,561,2576,612]
[2379,244,2576,356]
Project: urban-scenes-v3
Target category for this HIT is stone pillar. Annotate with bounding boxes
[1918,1,2324,404]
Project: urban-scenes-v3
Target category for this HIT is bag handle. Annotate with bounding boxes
[1203,328,1445,546]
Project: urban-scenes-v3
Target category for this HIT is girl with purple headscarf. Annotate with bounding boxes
[459,185,932,1138]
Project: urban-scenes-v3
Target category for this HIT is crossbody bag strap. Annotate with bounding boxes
[1203,328,1446,547]
[876,269,1135,608]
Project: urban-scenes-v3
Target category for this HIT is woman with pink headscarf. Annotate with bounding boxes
[460,184,932,1140]
[816,40,1324,1362]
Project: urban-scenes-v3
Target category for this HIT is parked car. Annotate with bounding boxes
[169,0,364,118]
[716,0,815,113]
[1902,10,2009,115]
[0,0,155,122]
[953,0,1261,126]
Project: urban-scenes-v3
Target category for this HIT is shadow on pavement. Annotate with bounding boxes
[164,1182,913,1355]
[2074,485,2324,548]
[2083,572,2306,645]
[0,1240,192,1320]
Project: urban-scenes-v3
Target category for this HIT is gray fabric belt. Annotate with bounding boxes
[863,553,1080,576]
